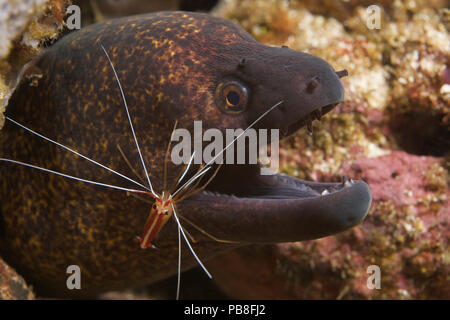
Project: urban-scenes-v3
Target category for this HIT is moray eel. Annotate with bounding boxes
[0,11,371,297]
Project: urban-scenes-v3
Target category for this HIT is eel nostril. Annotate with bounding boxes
[306,77,319,93]
[238,58,246,68]
[336,69,348,78]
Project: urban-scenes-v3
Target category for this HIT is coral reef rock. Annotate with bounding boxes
[1,0,68,130]
[0,257,35,299]
[208,151,448,299]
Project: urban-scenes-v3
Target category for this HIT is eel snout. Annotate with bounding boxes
[251,50,347,139]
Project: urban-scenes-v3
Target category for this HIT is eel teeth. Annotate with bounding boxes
[306,120,313,135]
[314,109,322,121]
[321,189,330,195]
[341,175,351,187]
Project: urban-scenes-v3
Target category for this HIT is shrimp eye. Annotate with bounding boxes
[152,203,157,210]
[215,78,249,114]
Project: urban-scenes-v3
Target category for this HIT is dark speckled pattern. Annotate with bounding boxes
[2,11,245,297]
[0,11,360,297]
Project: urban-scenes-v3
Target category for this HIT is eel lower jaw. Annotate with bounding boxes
[178,165,372,244]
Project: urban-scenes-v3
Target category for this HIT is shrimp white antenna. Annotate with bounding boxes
[5,117,150,192]
[100,44,158,199]
[171,203,212,279]
[173,100,284,196]
[171,166,211,198]
[0,158,144,194]
[176,224,181,300]
[178,151,196,184]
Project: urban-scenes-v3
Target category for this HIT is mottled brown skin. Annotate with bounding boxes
[0,12,371,297]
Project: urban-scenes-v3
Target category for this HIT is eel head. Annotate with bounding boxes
[176,41,371,244]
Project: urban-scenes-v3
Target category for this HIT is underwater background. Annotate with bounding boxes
[0,0,448,299]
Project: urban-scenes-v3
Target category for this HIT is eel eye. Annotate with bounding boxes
[163,210,169,215]
[215,78,249,114]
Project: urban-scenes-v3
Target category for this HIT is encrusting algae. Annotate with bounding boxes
[0,0,69,131]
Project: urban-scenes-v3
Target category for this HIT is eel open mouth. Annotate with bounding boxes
[178,88,372,244]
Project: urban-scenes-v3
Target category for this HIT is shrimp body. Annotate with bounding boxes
[138,196,173,249]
